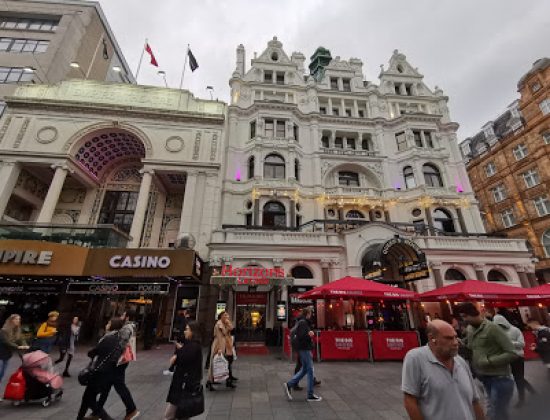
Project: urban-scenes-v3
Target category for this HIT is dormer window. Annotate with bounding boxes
[264,70,273,83]
[342,79,351,91]
[330,77,338,90]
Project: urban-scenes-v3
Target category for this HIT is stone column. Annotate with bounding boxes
[474,264,486,281]
[178,171,198,237]
[0,161,21,220]
[321,259,330,284]
[517,270,530,288]
[36,164,71,224]
[425,207,434,235]
[456,207,468,234]
[328,98,333,115]
[353,100,359,117]
[253,198,260,225]
[430,263,444,288]
[128,169,154,248]
[290,199,296,228]
[77,188,98,225]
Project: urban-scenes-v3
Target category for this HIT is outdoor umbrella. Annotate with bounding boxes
[298,276,416,300]
[417,279,531,302]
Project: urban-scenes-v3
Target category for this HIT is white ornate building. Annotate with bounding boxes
[209,37,535,334]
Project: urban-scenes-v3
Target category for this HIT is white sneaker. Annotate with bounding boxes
[162,370,173,376]
[307,394,322,402]
[283,382,293,400]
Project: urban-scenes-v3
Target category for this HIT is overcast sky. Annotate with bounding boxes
[98,0,550,140]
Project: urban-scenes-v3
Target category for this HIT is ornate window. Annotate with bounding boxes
[403,166,416,189]
[534,196,550,216]
[262,201,286,227]
[512,144,528,160]
[523,169,540,188]
[264,154,285,179]
[291,266,313,279]
[501,209,515,228]
[491,184,507,203]
[433,208,455,233]
[423,164,443,187]
[444,269,466,281]
[487,269,508,282]
[346,210,364,219]
[338,171,359,186]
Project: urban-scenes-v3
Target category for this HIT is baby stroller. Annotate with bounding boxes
[4,350,63,407]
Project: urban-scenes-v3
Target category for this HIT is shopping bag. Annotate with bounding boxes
[212,354,229,382]
[4,368,26,401]
[118,336,137,365]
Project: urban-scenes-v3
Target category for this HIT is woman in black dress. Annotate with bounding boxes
[164,321,202,420]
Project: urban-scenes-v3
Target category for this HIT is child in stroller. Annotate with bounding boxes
[4,350,63,407]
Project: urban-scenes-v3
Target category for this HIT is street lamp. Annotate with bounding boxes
[157,70,168,88]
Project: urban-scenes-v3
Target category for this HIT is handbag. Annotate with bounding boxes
[176,383,205,418]
[78,337,121,386]
[117,337,136,366]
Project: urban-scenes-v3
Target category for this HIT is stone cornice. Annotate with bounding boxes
[5,99,226,126]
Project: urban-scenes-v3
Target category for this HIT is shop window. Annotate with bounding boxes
[487,269,508,282]
[346,210,364,219]
[262,201,286,227]
[444,269,466,281]
[543,229,550,257]
[248,156,255,179]
[291,266,314,279]
[423,163,443,187]
[403,166,416,189]
[433,208,455,233]
[264,154,285,179]
[338,171,359,187]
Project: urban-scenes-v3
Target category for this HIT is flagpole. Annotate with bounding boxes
[179,44,190,90]
[135,38,147,81]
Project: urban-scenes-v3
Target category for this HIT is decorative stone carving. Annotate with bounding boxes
[53,209,80,223]
[111,167,142,183]
[192,131,201,160]
[15,169,48,199]
[210,133,218,161]
[165,136,184,152]
[14,117,30,148]
[36,126,58,144]
[0,116,12,144]
[59,188,86,204]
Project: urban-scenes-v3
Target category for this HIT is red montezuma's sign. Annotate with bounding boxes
[210,265,294,286]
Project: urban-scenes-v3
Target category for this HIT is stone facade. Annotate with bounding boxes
[462,58,550,282]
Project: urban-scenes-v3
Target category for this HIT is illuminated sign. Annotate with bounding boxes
[277,301,287,321]
[0,249,53,265]
[66,282,169,294]
[109,255,171,269]
[216,301,227,319]
[211,265,294,286]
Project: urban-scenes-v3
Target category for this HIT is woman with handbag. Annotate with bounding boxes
[206,311,236,391]
[76,318,124,420]
[164,321,203,420]
[33,311,59,353]
[0,314,29,397]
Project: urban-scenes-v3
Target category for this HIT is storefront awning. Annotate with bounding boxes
[417,279,531,301]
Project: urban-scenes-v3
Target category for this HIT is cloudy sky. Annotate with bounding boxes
[98,0,550,140]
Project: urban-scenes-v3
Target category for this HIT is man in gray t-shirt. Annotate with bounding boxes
[402,320,485,420]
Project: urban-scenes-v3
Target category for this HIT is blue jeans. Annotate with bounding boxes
[287,350,314,398]
[479,375,514,420]
[0,358,8,383]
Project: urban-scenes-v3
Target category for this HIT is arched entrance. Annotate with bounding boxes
[361,236,429,285]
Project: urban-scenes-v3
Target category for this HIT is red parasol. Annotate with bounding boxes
[298,276,416,300]
[418,280,531,302]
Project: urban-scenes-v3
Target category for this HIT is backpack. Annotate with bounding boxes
[536,328,550,354]
[290,319,304,350]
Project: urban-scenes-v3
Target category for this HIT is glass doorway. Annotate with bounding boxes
[235,293,267,342]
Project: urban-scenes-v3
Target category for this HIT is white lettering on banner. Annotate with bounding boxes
[90,284,119,292]
[109,255,171,269]
[386,338,404,351]
[334,337,353,350]
[0,250,53,265]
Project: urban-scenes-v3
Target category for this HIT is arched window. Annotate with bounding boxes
[403,166,416,189]
[338,171,360,186]
[294,159,300,181]
[433,208,455,233]
[291,266,314,279]
[346,210,364,219]
[262,201,286,227]
[248,156,255,179]
[423,163,443,187]
[264,154,285,179]
[542,230,550,256]
[444,268,466,281]
[487,269,508,282]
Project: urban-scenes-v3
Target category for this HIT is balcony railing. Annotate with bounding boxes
[320,147,378,157]
[0,223,131,248]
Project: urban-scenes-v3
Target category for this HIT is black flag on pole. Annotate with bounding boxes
[188,49,199,72]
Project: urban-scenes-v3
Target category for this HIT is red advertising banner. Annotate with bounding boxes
[319,331,370,360]
[371,331,420,361]
[236,292,267,305]
[523,331,539,360]
[283,328,291,358]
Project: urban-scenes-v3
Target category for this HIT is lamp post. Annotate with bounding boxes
[206,85,214,100]
[157,70,168,88]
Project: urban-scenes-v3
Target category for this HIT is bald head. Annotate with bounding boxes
[427,319,459,360]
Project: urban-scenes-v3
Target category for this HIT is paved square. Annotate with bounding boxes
[0,345,548,419]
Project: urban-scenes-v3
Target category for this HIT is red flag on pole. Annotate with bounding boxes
[145,43,158,67]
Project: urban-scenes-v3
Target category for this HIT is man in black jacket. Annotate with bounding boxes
[283,307,322,402]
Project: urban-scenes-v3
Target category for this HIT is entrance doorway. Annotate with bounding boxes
[235,292,267,342]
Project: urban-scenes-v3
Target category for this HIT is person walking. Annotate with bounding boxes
[33,311,59,353]
[283,307,322,402]
[527,319,550,379]
[402,319,484,420]
[0,314,29,399]
[163,321,203,420]
[55,316,81,377]
[493,313,536,407]
[457,302,517,420]
[77,317,124,420]
[206,311,236,390]
[291,310,321,390]
[96,311,140,420]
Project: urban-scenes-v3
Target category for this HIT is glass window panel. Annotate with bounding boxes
[4,20,17,29]
[276,121,285,137]
[126,192,139,210]
[35,41,49,53]
[11,40,25,53]
[0,67,10,83]
[20,71,34,82]
[22,40,37,52]
[6,69,22,82]
[28,21,42,30]
[16,19,30,29]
